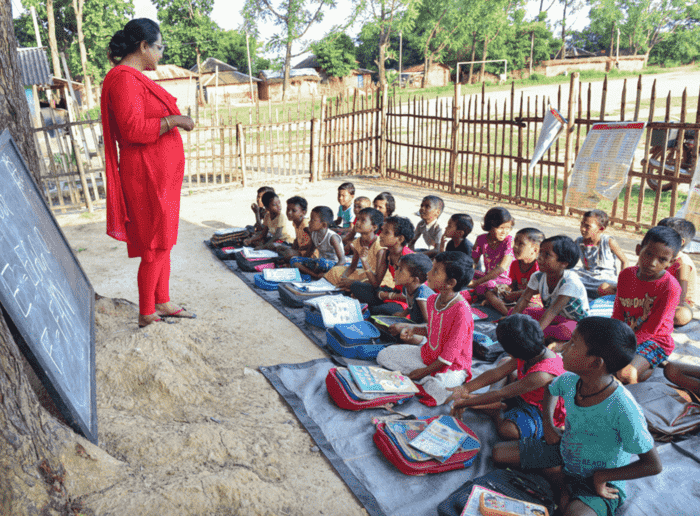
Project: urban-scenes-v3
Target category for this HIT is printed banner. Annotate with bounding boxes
[566,121,647,210]
[529,106,566,173]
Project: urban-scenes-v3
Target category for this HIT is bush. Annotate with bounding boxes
[529,73,544,82]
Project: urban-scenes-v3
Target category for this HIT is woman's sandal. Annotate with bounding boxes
[139,315,163,328]
[159,308,197,319]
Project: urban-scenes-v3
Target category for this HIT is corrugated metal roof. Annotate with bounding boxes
[143,64,199,81]
[191,57,238,74]
[260,68,321,83]
[293,55,320,69]
[17,47,52,87]
[202,70,261,86]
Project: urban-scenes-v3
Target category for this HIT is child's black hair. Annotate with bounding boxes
[257,185,275,196]
[583,209,609,229]
[542,235,579,269]
[355,196,371,207]
[482,207,514,231]
[399,253,433,283]
[374,192,396,217]
[576,317,637,373]
[384,216,415,245]
[496,314,545,361]
[516,227,545,245]
[658,217,696,250]
[423,195,444,214]
[434,251,474,291]
[640,226,683,257]
[358,207,384,229]
[338,182,356,196]
[286,196,308,212]
[311,206,334,226]
[450,213,474,237]
[261,191,278,209]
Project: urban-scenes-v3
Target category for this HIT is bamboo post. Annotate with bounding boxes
[310,118,317,182]
[448,84,460,193]
[561,72,579,216]
[237,123,247,187]
[379,85,388,177]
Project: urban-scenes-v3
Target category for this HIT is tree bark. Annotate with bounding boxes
[1,2,42,186]
[72,0,94,110]
[46,0,61,79]
[283,39,292,101]
[468,33,476,85]
[377,28,390,87]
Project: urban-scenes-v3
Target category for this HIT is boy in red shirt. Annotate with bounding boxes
[613,226,682,384]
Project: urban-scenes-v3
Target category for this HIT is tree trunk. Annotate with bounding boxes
[529,30,535,75]
[468,33,477,85]
[47,0,61,79]
[560,1,567,59]
[479,38,490,83]
[422,54,432,89]
[377,28,390,87]
[196,47,204,105]
[283,40,292,101]
[0,3,42,185]
[72,0,94,110]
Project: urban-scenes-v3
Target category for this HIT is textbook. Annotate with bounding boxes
[408,415,468,462]
[213,227,247,236]
[291,278,338,292]
[370,315,413,327]
[262,268,302,282]
[458,485,549,516]
[241,247,279,259]
[347,365,419,394]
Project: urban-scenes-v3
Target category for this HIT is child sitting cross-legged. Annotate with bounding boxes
[324,208,384,288]
[382,253,435,343]
[439,213,474,258]
[485,228,544,316]
[470,207,515,300]
[575,209,628,299]
[289,206,345,279]
[447,314,566,441]
[657,217,697,326]
[277,196,311,262]
[341,196,372,254]
[349,216,416,315]
[376,252,475,405]
[408,195,445,258]
[492,317,663,516]
[243,191,294,250]
[613,226,682,384]
[511,235,589,345]
[250,185,274,231]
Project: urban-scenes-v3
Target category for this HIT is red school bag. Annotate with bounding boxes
[326,367,415,411]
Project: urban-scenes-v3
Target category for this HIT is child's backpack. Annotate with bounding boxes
[303,295,366,329]
[210,227,251,248]
[235,248,279,272]
[627,381,700,442]
[373,415,480,475]
[326,367,415,410]
[325,321,397,359]
[472,332,504,362]
[253,268,307,291]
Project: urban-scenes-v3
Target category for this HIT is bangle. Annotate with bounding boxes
[164,117,171,132]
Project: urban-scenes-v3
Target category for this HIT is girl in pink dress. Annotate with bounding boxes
[470,207,515,298]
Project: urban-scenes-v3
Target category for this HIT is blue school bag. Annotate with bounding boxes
[326,321,396,359]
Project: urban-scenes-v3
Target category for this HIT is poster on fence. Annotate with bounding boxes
[565,121,646,210]
[676,160,700,254]
[529,106,566,173]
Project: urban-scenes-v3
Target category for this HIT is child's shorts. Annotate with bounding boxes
[289,256,337,273]
[518,439,622,516]
[503,397,544,439]
[636,340,669,368]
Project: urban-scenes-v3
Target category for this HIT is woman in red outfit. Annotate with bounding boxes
[102,19,196,328]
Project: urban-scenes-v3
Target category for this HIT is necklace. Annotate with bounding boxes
[435,292,458,310]
[576,376,615,399]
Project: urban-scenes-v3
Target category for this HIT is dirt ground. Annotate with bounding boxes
[40,176,699,515]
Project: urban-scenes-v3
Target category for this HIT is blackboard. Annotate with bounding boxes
[0,129,96,443]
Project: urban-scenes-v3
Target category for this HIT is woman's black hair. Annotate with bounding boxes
[261,191,278,209]
[311,206,334,225]
[434,251,474,291]
[286,196,308,212]
[450,213,474,237]
[576,317,637,373]
[384,216,414,245]
[542,235,579,269]
[496,314,545,361]
[358,207,384,229]
[482,207,514,231]
[516,227,545,245]
[399,253,433,283]
[108,18,161,65]
[640,225,683,256]
[374,192,396,217]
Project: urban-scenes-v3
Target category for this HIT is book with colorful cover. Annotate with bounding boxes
[459,485,549,516]
[408,416,468,462]
[347,365,419,394]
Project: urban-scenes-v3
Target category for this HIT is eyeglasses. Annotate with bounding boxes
[154,43,167,52]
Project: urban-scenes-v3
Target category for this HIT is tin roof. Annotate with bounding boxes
[191,57,238,74]
[260,68,321,83]
[202,70,261,86]
[143,64,199,81]
[17,47,52,87]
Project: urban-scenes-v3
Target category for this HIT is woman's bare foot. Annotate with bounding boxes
[138,313,162,328]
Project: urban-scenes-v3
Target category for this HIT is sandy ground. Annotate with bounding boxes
[47,176,700,515]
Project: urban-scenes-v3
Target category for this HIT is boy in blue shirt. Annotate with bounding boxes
[493,317,662,516]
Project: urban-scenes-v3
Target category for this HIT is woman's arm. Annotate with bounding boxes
[608,237,628,272]
[159,115,194,136]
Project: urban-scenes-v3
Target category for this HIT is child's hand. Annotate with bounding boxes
[449,395,477,419]
[400,326,415,341]
[445,385,471,404]
[250,203,258,213]
[592,472,620,499]
[243,238,251,246]
[543,424,562,446]
[388,323,401,335]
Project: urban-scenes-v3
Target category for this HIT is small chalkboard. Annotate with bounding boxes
[0,129,96,443]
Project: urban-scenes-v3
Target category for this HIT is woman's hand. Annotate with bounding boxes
[175,115,195,132]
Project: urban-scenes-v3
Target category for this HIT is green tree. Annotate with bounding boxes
[311,33,356,77]
[209,30,266,74]
[242,0,338,100]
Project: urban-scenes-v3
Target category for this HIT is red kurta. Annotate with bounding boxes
[101,65,185,260]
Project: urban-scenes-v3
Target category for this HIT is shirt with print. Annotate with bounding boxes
[527,269,589,321]
[337,204,354,228]
[403,283,435,323]
[420,294,474,380]
[549,372,654,500]
[612,266,681,355]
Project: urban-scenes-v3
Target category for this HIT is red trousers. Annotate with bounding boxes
[137,249,171,315]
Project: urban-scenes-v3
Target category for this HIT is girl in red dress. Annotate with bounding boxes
[102,19,196,328]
